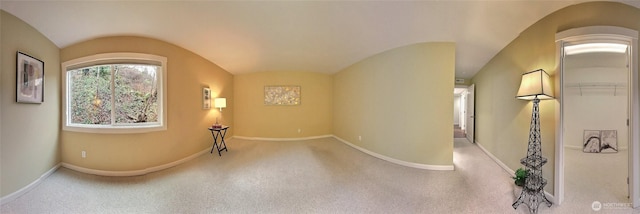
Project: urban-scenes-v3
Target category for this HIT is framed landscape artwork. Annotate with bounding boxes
[16,52,44,103]
[264,86,300,105]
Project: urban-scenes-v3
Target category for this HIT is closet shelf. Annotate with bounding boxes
[565,82,626,96]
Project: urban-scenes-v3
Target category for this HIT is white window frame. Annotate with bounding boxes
[62,53,167,134]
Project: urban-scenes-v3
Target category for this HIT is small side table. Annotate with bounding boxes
[208,126,229,156]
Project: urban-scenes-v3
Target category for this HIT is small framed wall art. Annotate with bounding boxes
[203,87,211,109]
[16,52,44,103]
[583,129,618,153]
[582,130,601,153]
[264,85,300,105]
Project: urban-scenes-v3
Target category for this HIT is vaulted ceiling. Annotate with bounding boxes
[2,1,639,78]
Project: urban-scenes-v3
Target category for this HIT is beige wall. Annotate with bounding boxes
[234,71,332,138]
[333,42,455,165]
[1,11,61,197]
[471,2,640,194]
[60,36,234,171]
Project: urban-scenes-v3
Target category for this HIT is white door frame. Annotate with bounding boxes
[460,92,467,130]
[455,86,468,130]
[466,84,475,144]
[555,26,639,207]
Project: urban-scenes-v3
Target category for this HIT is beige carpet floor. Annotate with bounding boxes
[563,147,631,213]
[1,137,637,213]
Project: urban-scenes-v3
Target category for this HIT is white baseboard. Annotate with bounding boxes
[332,135,454,171]
[233,135,333,142]
[475,141,555,203]
[0,163,61,205]
[475,142,512,174]
[62,146,213,177]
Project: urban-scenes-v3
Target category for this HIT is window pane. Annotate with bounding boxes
[63,53,167,133]
[69,65,112,124]
[114,64,159,124]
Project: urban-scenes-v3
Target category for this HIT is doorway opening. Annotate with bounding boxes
[454,87,467,139]
[556,26,639,207]
[563,44,629,206]
[453,84,475,143]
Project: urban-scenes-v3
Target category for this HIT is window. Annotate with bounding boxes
[62,53,167,133]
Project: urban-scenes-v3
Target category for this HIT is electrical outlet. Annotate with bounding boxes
[358,136,362,141]
[298,128,301,133]
[82,151,86,158]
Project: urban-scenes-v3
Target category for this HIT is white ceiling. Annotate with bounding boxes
[2,1,639,78]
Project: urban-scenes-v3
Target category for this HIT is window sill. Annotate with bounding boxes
[63,124,166,134]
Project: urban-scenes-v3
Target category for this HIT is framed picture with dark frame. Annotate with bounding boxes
[16,52,44,103]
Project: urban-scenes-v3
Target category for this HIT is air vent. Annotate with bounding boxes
[455,78,465,84]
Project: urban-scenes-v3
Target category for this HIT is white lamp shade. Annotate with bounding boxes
[214,98,227,109]
[516,69,553,100]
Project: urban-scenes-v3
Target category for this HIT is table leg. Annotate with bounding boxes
[219,129,228,153]
[211,131,220,156]
[209,128,228,157]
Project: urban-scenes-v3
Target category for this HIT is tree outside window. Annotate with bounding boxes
[62,53,167,133]
[68,64,158,126]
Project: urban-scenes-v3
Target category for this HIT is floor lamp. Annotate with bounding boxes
[512,69,554,213]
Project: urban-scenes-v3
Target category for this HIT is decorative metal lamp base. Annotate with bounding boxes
[512,97,553,213]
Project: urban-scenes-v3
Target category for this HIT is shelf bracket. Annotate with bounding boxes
[579,83,583,96]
